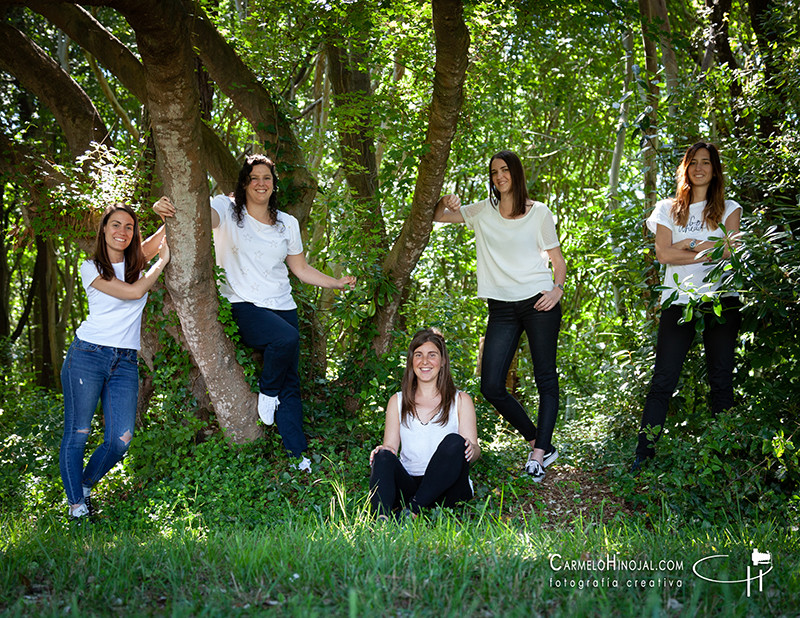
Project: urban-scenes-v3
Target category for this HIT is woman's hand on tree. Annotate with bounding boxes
[440,194,461,212]
[154,196,176,220]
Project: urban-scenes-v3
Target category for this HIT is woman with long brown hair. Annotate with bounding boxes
[631,141,742,472]
[434,150,566,483]
[60,201,170,522]
[369,328,479,519]
[155,154,355,472]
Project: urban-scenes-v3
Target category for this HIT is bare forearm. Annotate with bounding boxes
[141,225,166,261]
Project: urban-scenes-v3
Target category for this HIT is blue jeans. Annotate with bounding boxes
[480,294,561,451]
[231,302,307,457]
[636,297,742,458]
[59,338,139,506]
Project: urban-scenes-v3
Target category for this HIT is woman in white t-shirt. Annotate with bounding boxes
[434,150,566,483]
[369,328,479,520]
[156,154,355,472]
[60,202,170,522]
[631,142,742,472]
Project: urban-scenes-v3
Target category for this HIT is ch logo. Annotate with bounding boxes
[692,549,773,597]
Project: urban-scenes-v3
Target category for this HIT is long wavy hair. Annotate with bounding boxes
[233,154,279,226]
[400,328,458,427]
[92,203,145,284]
[671,141,726,230]
[489,150,530,218]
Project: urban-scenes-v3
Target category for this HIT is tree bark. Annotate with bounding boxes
[370,0,470,355]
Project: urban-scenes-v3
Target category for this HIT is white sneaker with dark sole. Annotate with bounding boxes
[525,456,545,483]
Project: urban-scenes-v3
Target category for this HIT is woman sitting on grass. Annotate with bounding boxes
[369,328,480,520]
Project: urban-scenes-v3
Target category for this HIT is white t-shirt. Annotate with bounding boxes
[398,391,463,477]
[211,195,303,311]
[460,198,560,301]
[75,260,148,350]
[647,198,742,305]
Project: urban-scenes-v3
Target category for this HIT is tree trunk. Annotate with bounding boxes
[325,17,385,241]
[110,0,261,443]
[748,0,781,139]
[370,0,470,356]
[649,0,679,117]
[638,0,663,311]
[608,27,634,207]
[32,235,55,388]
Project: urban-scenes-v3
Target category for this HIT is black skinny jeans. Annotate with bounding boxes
[369,433,472,517]
[636,297,742,458]
[480,294,561,452]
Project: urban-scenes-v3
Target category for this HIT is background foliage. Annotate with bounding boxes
[0,0,798,535]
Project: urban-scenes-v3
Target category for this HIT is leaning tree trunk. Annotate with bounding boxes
[370,0,470,356]
[111,0,261,443]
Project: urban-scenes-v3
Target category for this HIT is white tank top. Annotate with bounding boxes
[398,391,461,476]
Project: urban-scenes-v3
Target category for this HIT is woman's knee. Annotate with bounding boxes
[372,449,397,471]
[62,427,91,450]
[480,378,507,402]
[438,433,466,457]
[109,429,134,458]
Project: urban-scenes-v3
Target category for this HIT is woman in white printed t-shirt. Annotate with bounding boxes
[434,150,566,484]
[369,328,479,520]
[631,142,742,472]
[156,154,355,473]
[61,202,170,522]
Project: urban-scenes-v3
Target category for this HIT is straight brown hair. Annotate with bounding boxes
[92,203,145,284]
[400,328,458,427]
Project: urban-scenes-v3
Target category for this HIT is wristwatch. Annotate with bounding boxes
[555,283,564,291]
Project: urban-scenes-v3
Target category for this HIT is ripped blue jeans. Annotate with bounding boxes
[59,338,138,506]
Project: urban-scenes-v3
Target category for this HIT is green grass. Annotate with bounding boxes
[2,382,798,615]
[2,494,798,617]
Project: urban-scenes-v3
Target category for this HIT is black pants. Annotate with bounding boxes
[636,297,741,458]
[480,295,561,451]
[369,433,472,517]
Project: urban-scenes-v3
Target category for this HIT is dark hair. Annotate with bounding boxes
[400,328,458,427]
[233,154,278,226]
[671,141,726,230]
[92,203,145,284]
[489,150,530,217]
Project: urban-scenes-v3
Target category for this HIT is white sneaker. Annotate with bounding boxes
[257,394,279,425]
[525,452,546,483]
[294,456,312,473]
[70,503,90,518]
